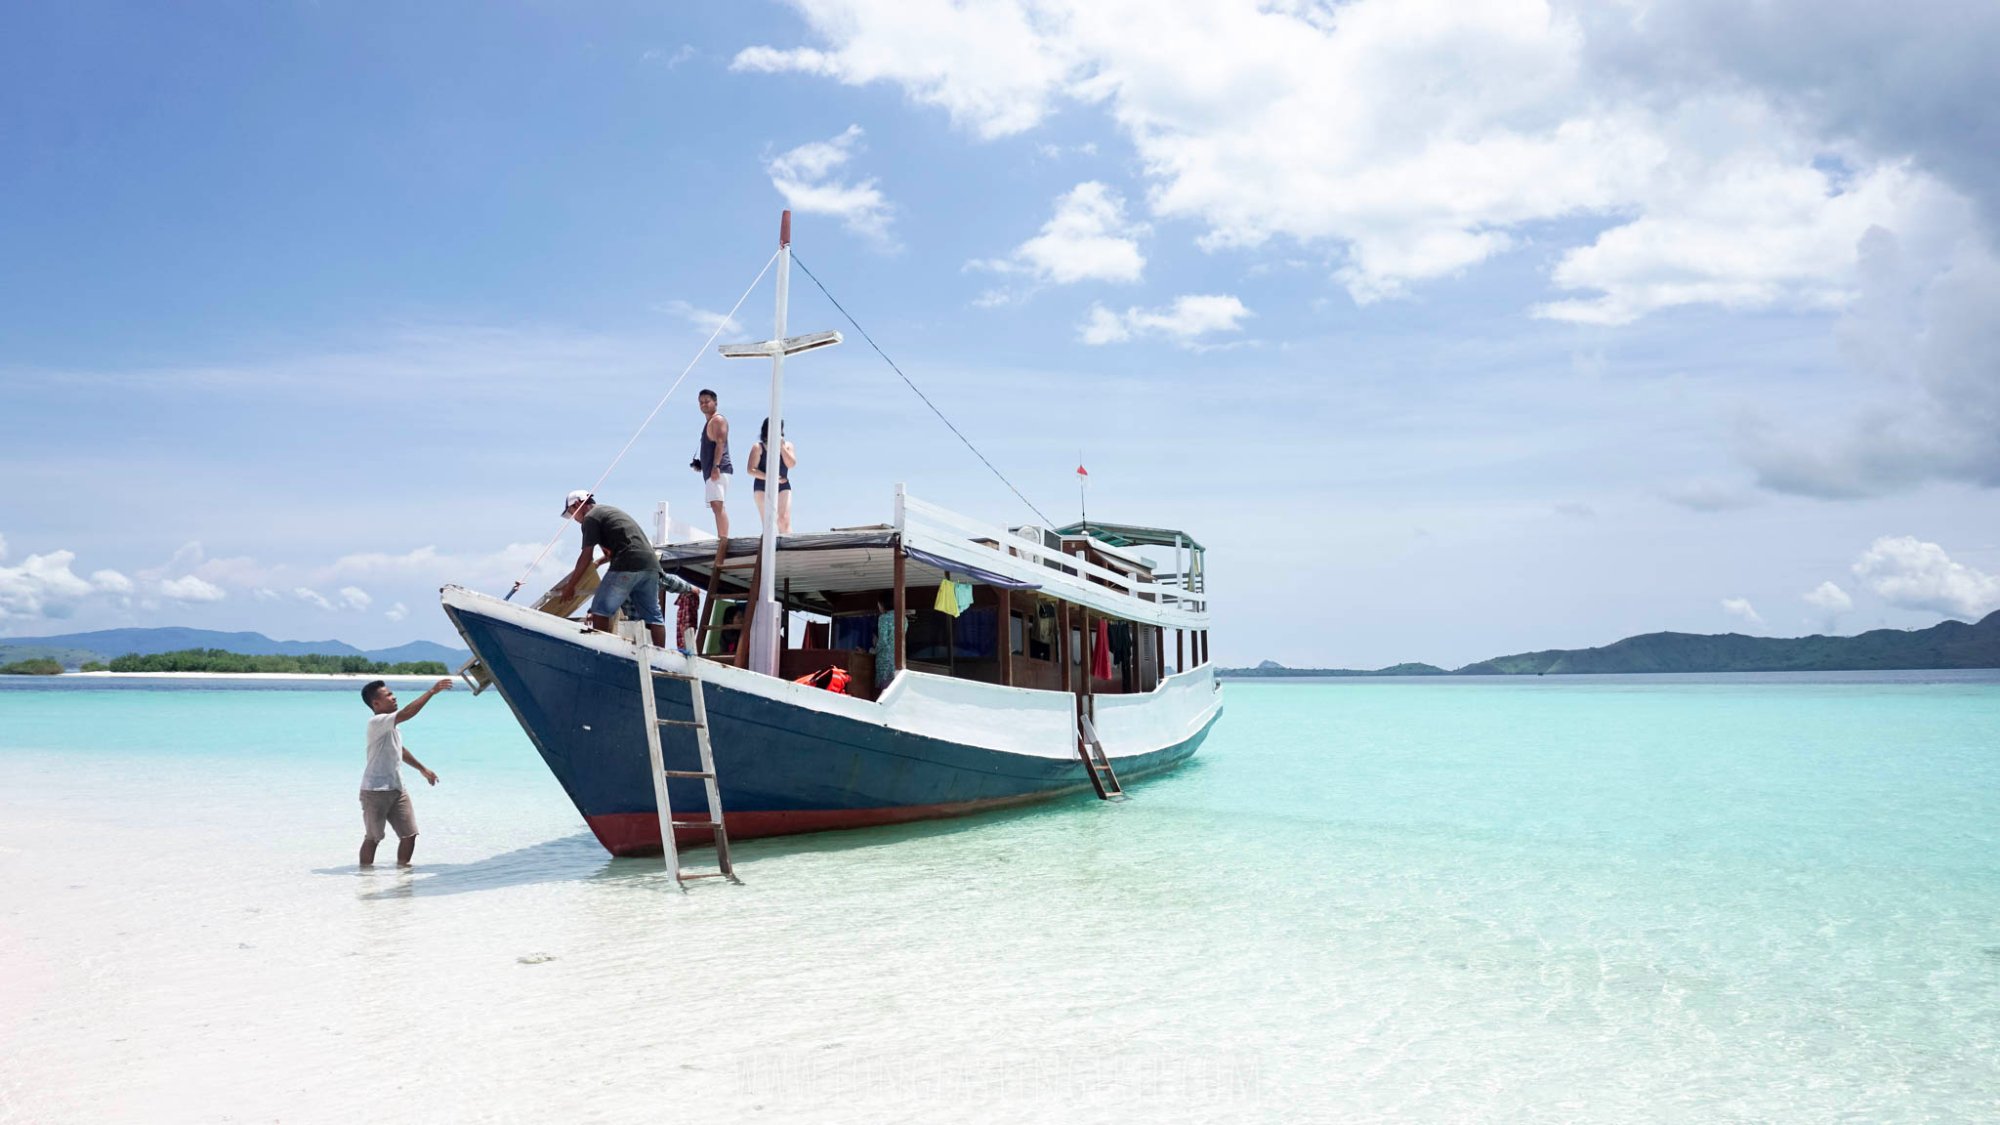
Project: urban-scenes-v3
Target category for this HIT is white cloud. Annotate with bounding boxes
[253,587,280,601]
[1536,160,1955,325]
[338,586,373,611]
[1721,597,1765,626]
[732,5,1076,140]
[1080,294,1250,347]
[1802,581,1853,614]
[1851,537,2000,620]
[326,542,541,590]
[91,569,134,594]
[763,126,895,245]
[1741,231,2000,498]
[660,299,743,337]
[294,587,335,611]
[0,547,97,621]
[642,45,696,67]
[157,575,226,603]
[385,602,409,623]
[0,537,142,621]
[979,181,1148,285]
[741,0,1983,316]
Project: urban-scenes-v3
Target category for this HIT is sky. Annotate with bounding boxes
[2,0,1998,668]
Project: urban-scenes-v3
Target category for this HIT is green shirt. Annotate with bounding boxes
[581,505,656,573]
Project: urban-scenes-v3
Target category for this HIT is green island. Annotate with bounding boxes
[1,658,66,676]
[1223,610,2000,677]
[102,648,449,675]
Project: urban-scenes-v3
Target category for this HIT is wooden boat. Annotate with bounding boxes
[440,214,1220,857]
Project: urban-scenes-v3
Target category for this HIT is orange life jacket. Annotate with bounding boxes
[793,665,852,694]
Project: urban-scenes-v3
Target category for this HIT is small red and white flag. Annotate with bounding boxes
[1076,464,1088,477]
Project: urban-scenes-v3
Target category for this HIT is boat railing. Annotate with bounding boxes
[897,489,1207,624]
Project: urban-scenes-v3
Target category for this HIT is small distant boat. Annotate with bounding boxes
[441,215,1221,856]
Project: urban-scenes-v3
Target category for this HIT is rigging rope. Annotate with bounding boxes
[791,252,1057,529]
[505,247,782,600]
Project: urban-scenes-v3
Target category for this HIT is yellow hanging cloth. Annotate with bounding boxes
[934,578,962,618]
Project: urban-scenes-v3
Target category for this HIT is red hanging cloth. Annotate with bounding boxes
[1091,619,1113,681]
[674,592,698,650]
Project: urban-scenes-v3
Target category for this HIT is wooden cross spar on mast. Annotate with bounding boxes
[717,210,842,677]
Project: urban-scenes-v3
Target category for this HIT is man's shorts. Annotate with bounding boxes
[704,473,728,504]
[590,566,666,625]
[360,788,417,842]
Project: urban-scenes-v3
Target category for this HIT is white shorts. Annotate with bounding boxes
[704,474,728,504]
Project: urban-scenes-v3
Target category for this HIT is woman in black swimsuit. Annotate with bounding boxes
[747,418,797,534]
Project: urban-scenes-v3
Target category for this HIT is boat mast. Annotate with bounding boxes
[717,211,840,678]
[751,212,792,677]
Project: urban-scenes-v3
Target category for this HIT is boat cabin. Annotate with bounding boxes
[655,488,1210,702]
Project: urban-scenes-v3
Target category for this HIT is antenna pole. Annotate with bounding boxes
[748,211,791,677]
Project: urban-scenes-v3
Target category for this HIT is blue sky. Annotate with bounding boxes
[3,0,1998,667]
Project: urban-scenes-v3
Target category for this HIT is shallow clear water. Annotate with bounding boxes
[3,673,1997,1123]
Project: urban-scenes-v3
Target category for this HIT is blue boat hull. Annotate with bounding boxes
[445,597,1219,855]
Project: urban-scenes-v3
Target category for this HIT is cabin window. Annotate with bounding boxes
[832,614,877,652]
[1030,603,1055,661]
[1009,612,1026,656]
[953,608,997,659]
[907,610,952,664]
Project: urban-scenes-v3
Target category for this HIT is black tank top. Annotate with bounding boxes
[751,443,789,483]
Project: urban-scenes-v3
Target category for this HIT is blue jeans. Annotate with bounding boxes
[590,567,665,625]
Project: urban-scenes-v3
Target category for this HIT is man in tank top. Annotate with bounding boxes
[693,388,732,540]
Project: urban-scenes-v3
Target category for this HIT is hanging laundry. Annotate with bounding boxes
[1091,620,1113,680]
[934,578,962,618]
[953,582,974,614]
[675,592,698,652]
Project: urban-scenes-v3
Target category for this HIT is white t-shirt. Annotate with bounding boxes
[362,712,406,791]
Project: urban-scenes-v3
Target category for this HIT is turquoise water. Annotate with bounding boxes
[3,673,1997,1123]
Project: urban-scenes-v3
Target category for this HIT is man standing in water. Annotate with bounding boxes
[358,677,450,868]
[693,388,732,540]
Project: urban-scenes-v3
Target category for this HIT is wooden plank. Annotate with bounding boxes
[892,540,907,672]
[1059,600,1071,693]
[694,540,728,655]
[999,586,1013,687]
[732,552,763,670]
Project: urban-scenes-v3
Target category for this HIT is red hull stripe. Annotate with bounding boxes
[586,790,1081,856]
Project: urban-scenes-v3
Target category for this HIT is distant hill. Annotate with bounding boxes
[1453,611,2000,675]
[1222,660,1448,678]
[0,627,470,669]
[1221,611,2000,678]
[355,640,471,666]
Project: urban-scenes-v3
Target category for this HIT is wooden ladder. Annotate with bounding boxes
[634,640,741,889]
[693,541,760,660]
[1077,705,1125,800]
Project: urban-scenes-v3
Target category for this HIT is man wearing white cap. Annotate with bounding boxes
[552,491,668,646]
